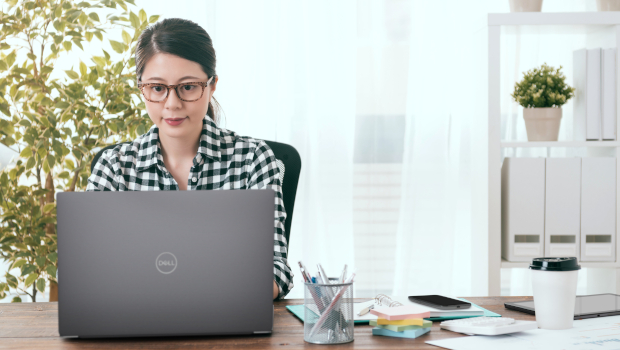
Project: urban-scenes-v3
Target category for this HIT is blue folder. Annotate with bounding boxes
[286,298,500,325]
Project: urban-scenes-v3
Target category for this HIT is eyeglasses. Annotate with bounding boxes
[138,76,214,103]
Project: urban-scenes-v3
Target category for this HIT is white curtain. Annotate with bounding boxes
[201,0,358,298]
[391,0,504,297]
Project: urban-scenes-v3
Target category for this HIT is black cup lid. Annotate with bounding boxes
[529,257,581,271]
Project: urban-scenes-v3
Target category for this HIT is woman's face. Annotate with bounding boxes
[141,53,217,141]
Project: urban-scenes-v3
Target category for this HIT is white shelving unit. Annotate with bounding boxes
[488,12,620,296]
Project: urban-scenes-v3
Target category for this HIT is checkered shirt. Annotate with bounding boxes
[86,117,294,299]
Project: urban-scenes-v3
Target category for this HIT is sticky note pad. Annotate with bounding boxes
[370,319,432,332]
[372,326,431,339]
[375,318,428,326]
[370,305,431,320]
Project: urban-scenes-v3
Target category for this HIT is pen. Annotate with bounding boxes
[339,264,348,283]
[358,304,374,316]
[298,261,309,283]
[300,261,313,282]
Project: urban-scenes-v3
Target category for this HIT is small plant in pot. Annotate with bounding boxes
[511,63,575,141]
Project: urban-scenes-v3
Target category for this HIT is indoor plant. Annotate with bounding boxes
[0,0,157,302]
[511,63,575,141]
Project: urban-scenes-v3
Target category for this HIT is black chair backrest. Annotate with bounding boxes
[91,140,301,247]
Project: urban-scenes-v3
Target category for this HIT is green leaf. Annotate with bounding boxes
[43,203,55,213]
[13,243,28,251]
[72,38,84,50]
[62,41,72,51]
[92,56,106,67]
[36,278,46,293]
[0,60,7,71]
[149,15,160,24]
[85,31,93,42]
[65,158,75,170]
[129,12,140,29]
[94,31,103,41]
[21,264,36,276]
[25,157,35,170]
[41,66,53,75]
[47,252,58,263]
[11,296,22,303]
[6,274,18,288]
[80,61,87,77]
[56,101,70,109]
[88,12,100,22]
[122,30,131,45]
[19,147,32,158]
[36,256,46,267]
[46,154,55,168]
[25,273,37,287]
[54,6,62,18]
[46,265,57,278]
[10,259,27,269]
[109,40,125,54]
[6,51,16,67]
[27,53,36,60]
[65,70,79,80]
[139,9,147,23]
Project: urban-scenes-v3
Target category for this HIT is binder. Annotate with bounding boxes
[545,158,581,257]
[581,157,616,262]
[501,158,546,262]
[586,48,602,141]
[602,48,617,140]
[573,49,587,141]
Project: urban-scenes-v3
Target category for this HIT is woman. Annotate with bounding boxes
[86,18,293,300]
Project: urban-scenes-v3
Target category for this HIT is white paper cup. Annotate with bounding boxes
[530,257,581,330]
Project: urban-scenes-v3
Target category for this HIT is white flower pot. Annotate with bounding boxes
[523,107,562,141]
[597,0,620,11]
[509,0,543,12]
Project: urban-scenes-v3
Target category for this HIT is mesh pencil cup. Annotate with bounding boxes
[303,280,354,344]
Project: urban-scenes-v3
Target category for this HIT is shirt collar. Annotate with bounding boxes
[136,117,222,172]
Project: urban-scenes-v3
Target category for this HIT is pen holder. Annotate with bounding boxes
[303,281,354,344]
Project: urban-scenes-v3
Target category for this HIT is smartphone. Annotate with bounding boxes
[408,295,471,310]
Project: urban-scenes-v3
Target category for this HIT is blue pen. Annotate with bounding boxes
[312,277,316,283]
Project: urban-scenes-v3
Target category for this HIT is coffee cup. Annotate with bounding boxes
[530,257,581,330]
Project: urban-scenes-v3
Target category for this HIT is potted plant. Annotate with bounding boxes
[0,0,157,302]
[511,63,575,141]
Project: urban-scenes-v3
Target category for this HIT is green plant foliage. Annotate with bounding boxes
[0,0,159,302]
[511,63,575,108]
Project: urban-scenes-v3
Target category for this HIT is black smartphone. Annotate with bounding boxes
[408,295,471,310]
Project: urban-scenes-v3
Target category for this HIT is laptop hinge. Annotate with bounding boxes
[254,331,271,334]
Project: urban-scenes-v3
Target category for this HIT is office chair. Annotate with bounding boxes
[90,140,301,247]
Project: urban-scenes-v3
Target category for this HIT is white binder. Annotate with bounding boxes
[586,48,602,141]
[545,158,581,258]
[602,48,616,141]
[573,49,587,141]
[581,157,616,262]
[501,158,546,262]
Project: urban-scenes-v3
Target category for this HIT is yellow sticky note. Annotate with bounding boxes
[375,318,427,326]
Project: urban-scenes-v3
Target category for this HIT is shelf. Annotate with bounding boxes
[501,141,620,148]
[489,12,620,26]
[502,259,619,269]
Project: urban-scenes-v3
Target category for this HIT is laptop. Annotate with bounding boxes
[57,190,275,338]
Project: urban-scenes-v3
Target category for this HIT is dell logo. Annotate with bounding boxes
[156,252,177,274]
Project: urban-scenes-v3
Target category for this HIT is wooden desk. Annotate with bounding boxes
[0,296,534,349]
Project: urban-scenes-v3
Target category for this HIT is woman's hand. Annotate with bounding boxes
[273,280,279,300]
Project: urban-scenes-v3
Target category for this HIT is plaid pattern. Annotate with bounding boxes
[87,117,294,299]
